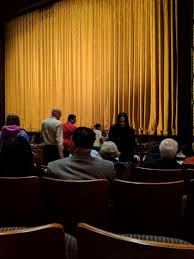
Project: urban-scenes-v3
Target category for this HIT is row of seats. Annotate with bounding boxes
[1,222,194,259]
[1,176,194,240]
[116,166,194,182]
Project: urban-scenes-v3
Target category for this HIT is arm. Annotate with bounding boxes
[56,124,64,159]
[108,126,115,142]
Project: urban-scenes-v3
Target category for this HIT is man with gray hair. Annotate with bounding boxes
[142,138,181,169]
[41,108,64,163]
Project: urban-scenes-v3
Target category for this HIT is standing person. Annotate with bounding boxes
[63,114,77,157]
[41,108,64,163]
[108,112,136,162]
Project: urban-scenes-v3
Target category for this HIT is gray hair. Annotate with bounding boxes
[159,138,178,159]
[100,141,120,159]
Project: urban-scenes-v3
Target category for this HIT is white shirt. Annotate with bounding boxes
[41,116,64,158]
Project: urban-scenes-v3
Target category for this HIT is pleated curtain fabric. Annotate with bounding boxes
[5,0,178,134]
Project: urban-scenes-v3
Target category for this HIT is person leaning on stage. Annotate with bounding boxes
[47,127,116,182]
[41,108,64,164]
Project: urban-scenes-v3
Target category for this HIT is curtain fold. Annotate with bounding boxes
[5,0,178,134]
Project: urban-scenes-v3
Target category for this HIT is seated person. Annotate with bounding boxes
[100,141,120,162]
[47,127,116,182]
[142,138,182,169]
[0,135,41,177]
[0,114,29,142]
[93,123,103,151]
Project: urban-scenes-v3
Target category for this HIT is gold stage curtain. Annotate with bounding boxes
[5,0,178,134]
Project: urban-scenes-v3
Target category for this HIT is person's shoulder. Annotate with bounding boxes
[48,158,66,168]
[109,124,117,131]
[42,117,50,124]
[95,157,114,167]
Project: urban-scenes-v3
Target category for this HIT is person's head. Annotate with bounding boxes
[94,123,101,130]
[100,141,120,161]
[6,114,20,126]
[51,108,61,120]
[159,138,178,159]
[116,112,129,128]
[72,127,96,150]
[68,114,76,124]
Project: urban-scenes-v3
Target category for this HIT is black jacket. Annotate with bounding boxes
[109,125,136,162]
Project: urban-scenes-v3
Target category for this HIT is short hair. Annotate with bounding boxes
[159,138,178,159]
[68,114,76,121]
[6,114,20,126]
[72,127,95,149]
[100,141,120,160]
[94,123,101,129]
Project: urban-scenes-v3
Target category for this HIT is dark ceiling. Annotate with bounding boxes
[0,0,58,20]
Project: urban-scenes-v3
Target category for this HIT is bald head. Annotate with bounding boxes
[159,138,178,159]
[52,108,61,120]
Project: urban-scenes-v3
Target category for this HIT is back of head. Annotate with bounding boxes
[159,138,178,159]
[94,123,101,130]
[68,114,76,123]
[6,114,20,126]
[72,127,95,149]
[100,141,120,160]
[51,108,61,120]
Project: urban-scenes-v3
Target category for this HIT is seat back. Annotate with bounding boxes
[41,177,109,234]
[0,223,66,259]
[77,223,194,259]
[111,179,185,236]
[133,167,184,182]
[0,176,42,226]
[114,162,132,180]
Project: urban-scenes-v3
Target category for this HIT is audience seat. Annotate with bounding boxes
[0,223,66,259]
[114,162,132,180]
[132,167,184,182]
[41,177,109,234]
[0,176,42,226]
[111,179,185,237]
[77,223,194,259]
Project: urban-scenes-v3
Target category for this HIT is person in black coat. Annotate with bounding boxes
[0,135,42,177]
[108,112,136,162]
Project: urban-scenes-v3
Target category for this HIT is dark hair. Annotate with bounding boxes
[72,127,96,149]
[68,114,76,121]
[6,114,20,126]
[94,123,101,129]
[116,112,129,127]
